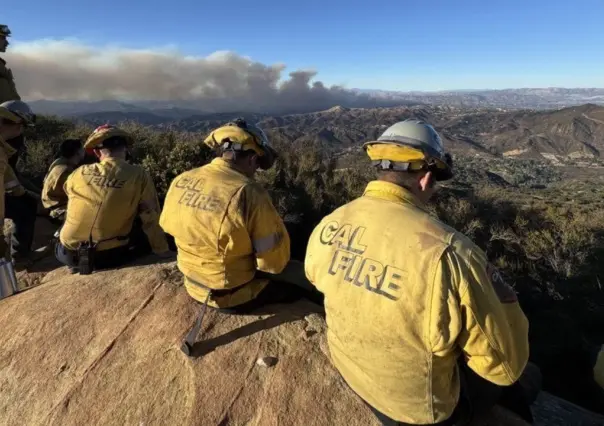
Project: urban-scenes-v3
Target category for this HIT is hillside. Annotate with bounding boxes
[2,261,604,426]
[66,104,604,165]
[257,104,604,162]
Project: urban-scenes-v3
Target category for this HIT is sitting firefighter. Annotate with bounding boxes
[160,118,295,313]
[42,139,85,223]
[55,125,170,274]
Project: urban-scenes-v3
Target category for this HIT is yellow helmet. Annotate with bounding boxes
[84,124,133,151]
[363,119,453,181]
[204,118,277,170]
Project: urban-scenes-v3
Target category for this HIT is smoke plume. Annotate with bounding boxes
[5,39,396,113]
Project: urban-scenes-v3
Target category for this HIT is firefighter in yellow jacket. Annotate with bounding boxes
[160,118,291,311]
[1,25,42,265]
[56,125,170,273]
[0,100,34,259]
[305,119,538,425]
[42,139,85,222]
[0,25,20,103]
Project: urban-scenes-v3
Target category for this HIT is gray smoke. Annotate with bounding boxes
[5,40,399,113]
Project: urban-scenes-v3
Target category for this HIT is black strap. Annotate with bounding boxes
[97,234,130,244]
[371,159,413,171]
[185,275,249,297]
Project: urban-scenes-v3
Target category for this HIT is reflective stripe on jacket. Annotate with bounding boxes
[60,157,168,253]
[304,180,530,424]
[159,158,290,308]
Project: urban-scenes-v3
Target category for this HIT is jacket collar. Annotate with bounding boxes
[100,156,127,165]
[50,156,75,169]
[362,180,429,212]
[211,157,254,180]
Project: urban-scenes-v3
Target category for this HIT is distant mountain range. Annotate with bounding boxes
[49,101,604,166]
[209,103,604,164]
[255,103,604,165]
[27,88,604,122]
[28,90,604,167]
[352,87,604,109]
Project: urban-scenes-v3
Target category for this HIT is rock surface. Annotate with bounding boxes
[0,258,603,426]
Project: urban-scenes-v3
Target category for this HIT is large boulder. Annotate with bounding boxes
[0,259,602,426]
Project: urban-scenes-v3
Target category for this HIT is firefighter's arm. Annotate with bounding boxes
[0,70,21,101]
[245,184,290,274]
[18,174,41,195]
[63,170,76,198]
[138,172,169,254]
[303,219,324,289]
[0,154,8,256]
[4,166,25,197]
[158,177,180,238]
[42,165,70,208]
[450,241,529,385]
[3,65,21,100]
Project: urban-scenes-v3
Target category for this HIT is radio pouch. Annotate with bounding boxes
[77,241,97,275]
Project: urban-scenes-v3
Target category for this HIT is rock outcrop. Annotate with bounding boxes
[1,259,603,426]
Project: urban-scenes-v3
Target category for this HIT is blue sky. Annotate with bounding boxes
[4,0,604,91]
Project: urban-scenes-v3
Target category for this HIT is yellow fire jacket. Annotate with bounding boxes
[0,136,17,226]
[42,158,76,218]
[3,164,25,197]
[159,158,290,308]
[0,58,20,103]
[304,180,530,424]
[60,157,168,254]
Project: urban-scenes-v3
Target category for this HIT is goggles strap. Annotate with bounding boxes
[371,160,413,171]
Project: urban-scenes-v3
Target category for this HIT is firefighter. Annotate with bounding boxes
[0,100,34,261]
[0,100,43,267]
[304,119,539,425]
[160,118,296,313]
[55,125,170,273]
[42,139,85,223]
[0,24,20,102]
